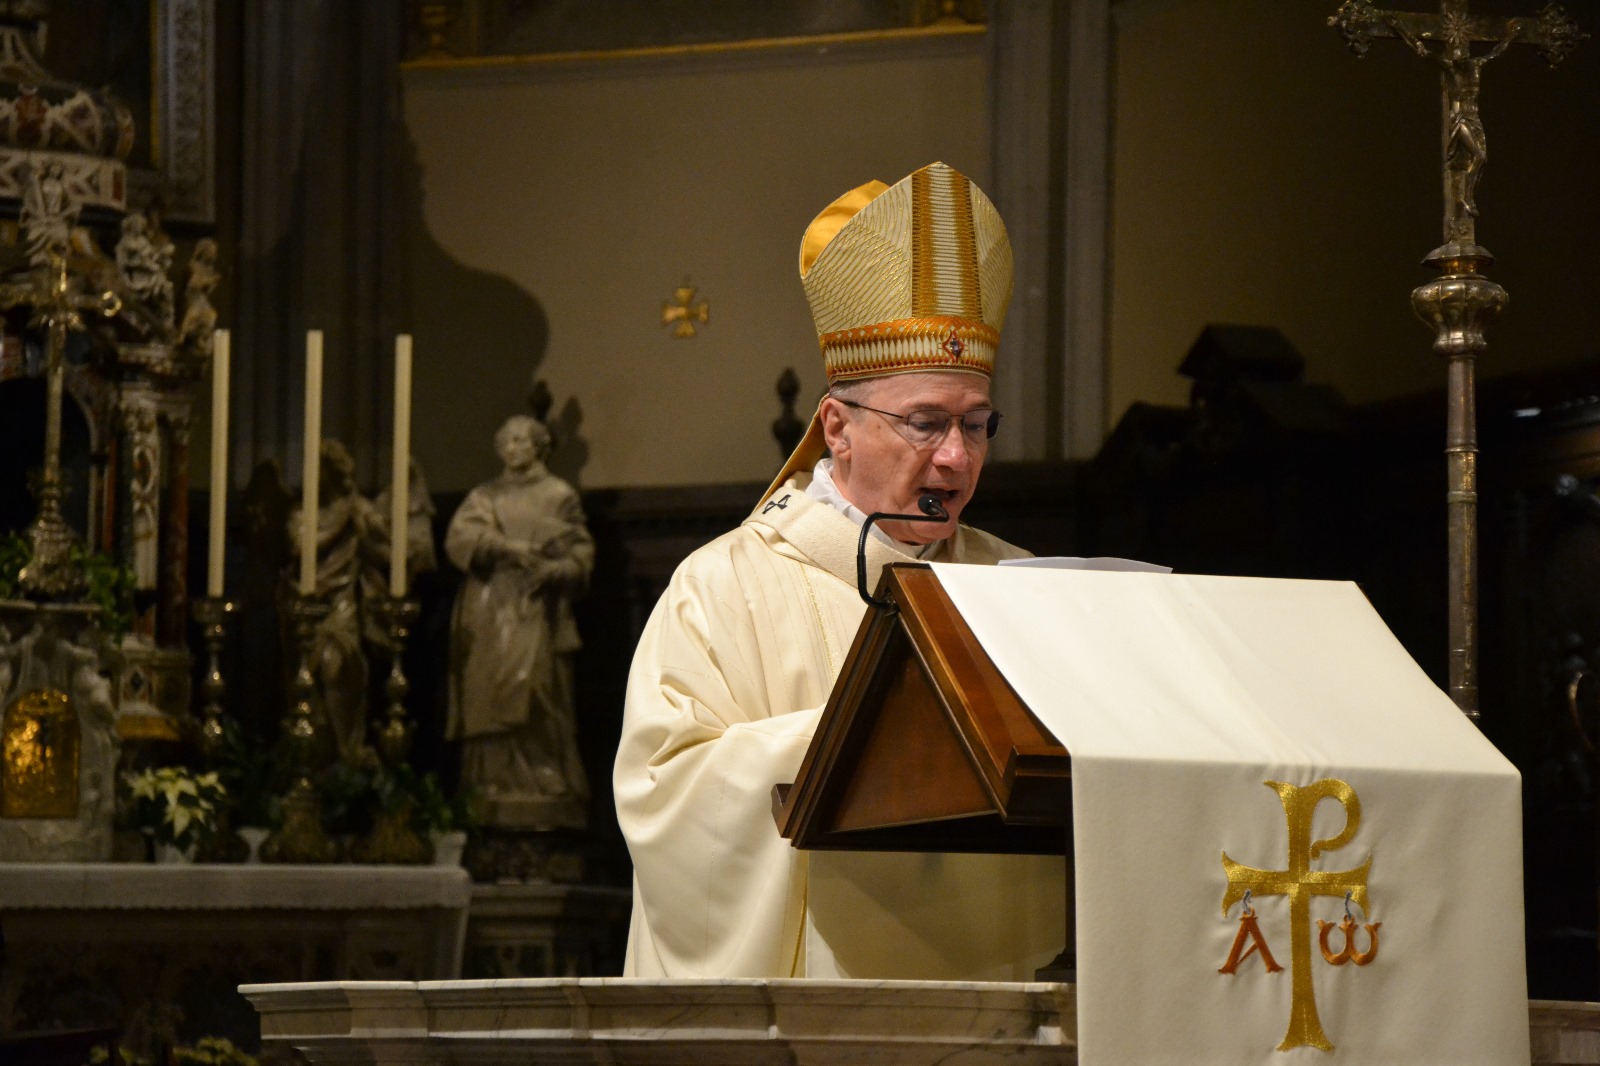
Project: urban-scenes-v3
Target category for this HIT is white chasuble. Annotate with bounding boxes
[614,477,1063,979]
[933,564,1528,1066]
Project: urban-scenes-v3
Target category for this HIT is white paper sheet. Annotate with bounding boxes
[999,556,1171,573]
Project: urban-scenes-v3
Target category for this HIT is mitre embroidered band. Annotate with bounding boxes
[931,565,1527,1065]
[818,316,998,381]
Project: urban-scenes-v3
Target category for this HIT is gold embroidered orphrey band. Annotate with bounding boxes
[1220,779,1379,1053]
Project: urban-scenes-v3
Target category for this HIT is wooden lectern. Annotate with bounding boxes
[774,562,1072,849]
[773,563,1076,975]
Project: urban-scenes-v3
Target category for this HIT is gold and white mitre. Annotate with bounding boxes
[802,160,1013,380]
[763,161,1014,502]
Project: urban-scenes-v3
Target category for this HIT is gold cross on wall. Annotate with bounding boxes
[661,283,709,339]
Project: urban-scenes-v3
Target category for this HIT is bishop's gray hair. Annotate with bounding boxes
[826,378,880,405]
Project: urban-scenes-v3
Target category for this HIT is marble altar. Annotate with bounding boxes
[245,978,1076,1065]
[245,979,1600,1066]
[0,864,470,1046]
[463,881,631,979]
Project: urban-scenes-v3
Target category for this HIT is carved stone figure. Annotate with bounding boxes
[121,398,162,589]
[18,159,74,267]
[286,439,384,763]
[177,237,220,351]
[115,212,176,329]
[446,415,594,829]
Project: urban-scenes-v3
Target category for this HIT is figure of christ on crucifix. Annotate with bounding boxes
[1388,14,1515,237]
[1330,1,1587,246]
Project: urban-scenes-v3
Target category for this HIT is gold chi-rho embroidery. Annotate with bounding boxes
[1220,779,1377,1053]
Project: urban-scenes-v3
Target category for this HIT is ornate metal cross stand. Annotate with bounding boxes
[0,253,121,598]
[1329,0,1585,721]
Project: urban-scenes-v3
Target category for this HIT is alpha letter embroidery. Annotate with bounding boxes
[1219,895,1283,975]
[1219,779,1378,1053]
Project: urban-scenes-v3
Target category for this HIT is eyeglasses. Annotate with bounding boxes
[837,399,1002,448]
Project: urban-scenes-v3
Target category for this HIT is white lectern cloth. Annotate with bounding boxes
[932,565,1527,1066]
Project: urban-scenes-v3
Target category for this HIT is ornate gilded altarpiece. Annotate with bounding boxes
[0,0,217,760]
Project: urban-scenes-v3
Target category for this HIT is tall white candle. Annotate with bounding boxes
[206,329,230,597]
[389,334,413,596]
[299,330,323,596]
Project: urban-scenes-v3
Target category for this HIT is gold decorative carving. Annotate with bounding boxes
[115,713,184,742]
[1,688,79,819]
[661,283,709,339]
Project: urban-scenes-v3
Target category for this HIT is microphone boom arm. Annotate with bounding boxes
[856,494,950,611]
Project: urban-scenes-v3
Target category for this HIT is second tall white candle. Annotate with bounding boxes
[299,330,323,596]
[206,329,230,598]
[389,335,413,597]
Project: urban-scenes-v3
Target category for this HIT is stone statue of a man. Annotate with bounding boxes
[445,414,594,829]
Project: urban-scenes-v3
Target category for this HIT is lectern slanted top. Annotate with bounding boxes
[774,562,1070,855]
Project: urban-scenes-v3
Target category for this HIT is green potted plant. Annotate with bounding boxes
[213,720,282,861]
[413,772,475,866]
[121,766,228,862]
[317,754,378,848]
[90,1034,259,1066]
[0,532,136,636]
[350,759,430,865]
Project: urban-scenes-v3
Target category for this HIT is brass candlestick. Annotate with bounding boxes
[261,594,338,864]
[190,595,251,862]
[191,596,236,763]
[352,593,429,864]
[370,594,422,765]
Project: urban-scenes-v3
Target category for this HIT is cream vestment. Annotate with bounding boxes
[615,473,1046,978]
